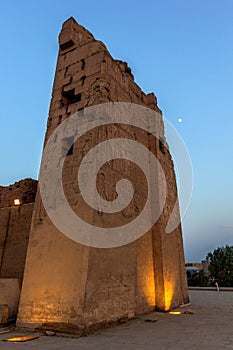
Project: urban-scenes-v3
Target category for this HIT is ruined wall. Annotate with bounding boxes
[0,179,37,286]
[17,18,189,331]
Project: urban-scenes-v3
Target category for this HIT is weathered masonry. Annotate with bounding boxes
[13,18,188,332]
[0,179,37,321]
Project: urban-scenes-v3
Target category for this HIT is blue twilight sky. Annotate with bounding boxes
[0,0,232,262]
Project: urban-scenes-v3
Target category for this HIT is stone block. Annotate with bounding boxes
[0,304,9,324]
[0,278,20,320]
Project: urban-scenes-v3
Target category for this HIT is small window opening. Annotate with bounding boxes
[81,75,86,86]
[62,89,81,105]
[81,59,85,70]
[159,138,166,154]
[94,84,100,91]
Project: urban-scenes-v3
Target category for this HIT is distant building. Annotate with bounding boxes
[185,261,210,286]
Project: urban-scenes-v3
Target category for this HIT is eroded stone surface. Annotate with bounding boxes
[0,179,37,288]
[16,17,189,331]
[0,304,9,325]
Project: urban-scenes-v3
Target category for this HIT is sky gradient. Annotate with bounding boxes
[0,0,232,262]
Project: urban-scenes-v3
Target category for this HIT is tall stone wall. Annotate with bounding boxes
[0,179,37,286]
[17,18,189,331]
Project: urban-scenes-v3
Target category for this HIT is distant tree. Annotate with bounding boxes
[206,245,233,287]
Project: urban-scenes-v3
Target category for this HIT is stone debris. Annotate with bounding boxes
[184,309,194,314]
[45,330,56,336]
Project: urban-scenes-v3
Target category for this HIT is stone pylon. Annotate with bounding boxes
[17,17,189,332]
